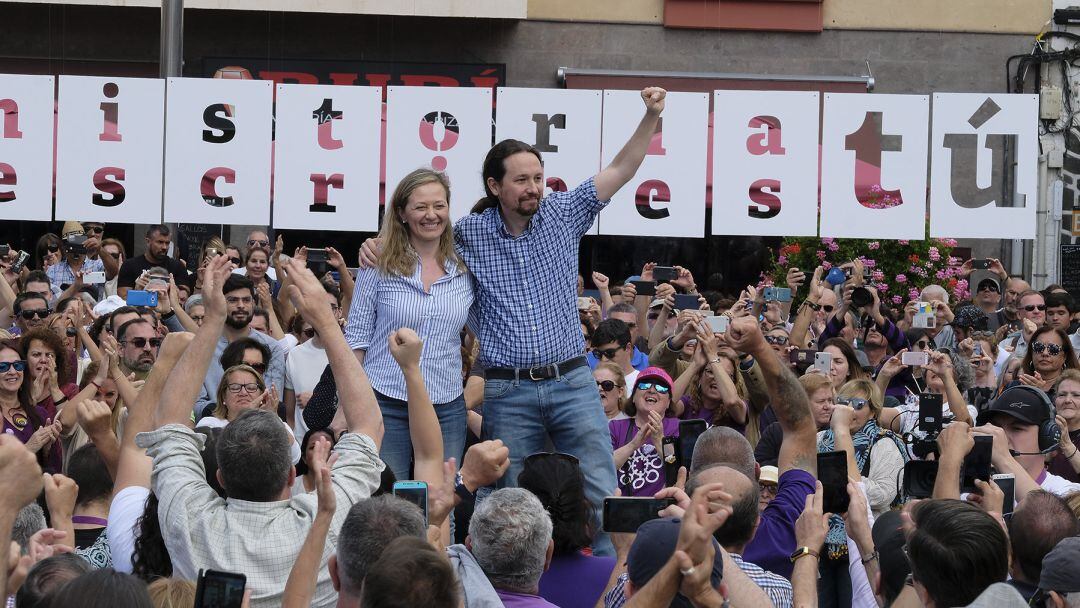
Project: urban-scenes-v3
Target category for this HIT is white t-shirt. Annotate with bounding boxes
[195,415,302,465]
[284,339,329,438]
[107,485,151,574]
[1040,471,1080,496]
[893,398,979,435]
[624,369,641,399]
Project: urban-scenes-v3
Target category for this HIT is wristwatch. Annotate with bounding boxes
[454,472,475,502]
[789,546,820,563]
[802,300,821,312]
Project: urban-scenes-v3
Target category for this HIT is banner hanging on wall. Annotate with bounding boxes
[0,74,1040,241]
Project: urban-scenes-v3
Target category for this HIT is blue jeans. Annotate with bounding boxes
[376,391,468,483]
[479,363,617,556]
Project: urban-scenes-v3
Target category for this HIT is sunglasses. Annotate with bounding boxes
[122,337,162,349]
[596,380,618,392]
[0,361,27,373]
[1031,341,1063,356]
[229,257,243,266]
[1023,304,1047,312]
[836,396,868,410]
[821,304,835,313]
[19,309,50,320]
[978,284,999,293]
[247,240,269,248]
[636,381,671,394]
[592,347,623,360]
[523,452,580,469]
[84,226,104,235]
[765,335,789,345]
[914,340,931,350]
[46,245,60,253]
[246,362,268,373]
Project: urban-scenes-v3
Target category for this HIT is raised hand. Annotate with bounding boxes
[459,440,511,492]
[76,399,113,439]
[388,328,423,370]
[282,258,337,329]
[0,436,44,514]
[641,87,666,115]
[201,254,233,320]
[310,436,336,517]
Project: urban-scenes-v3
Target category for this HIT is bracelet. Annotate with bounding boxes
[53,396,67,406]
[860,550,879,564]
[87,380,101,390]
[802,300,821,312]
[1068,445,1079,459]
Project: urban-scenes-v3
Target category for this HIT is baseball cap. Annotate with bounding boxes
[649,298,665,310]
[976,385,1053,427]
[952,305,989,330]
[626,517,722,606]
[871,510,910,603]
[635,366,674,390]
[976,278,1000,293]
[1039,537,1080,594]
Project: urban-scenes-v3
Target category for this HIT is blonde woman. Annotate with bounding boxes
[195,364,299,464]
[344,168,473,482]
[594,361,628,420]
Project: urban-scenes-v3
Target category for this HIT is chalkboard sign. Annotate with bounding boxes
[1060,245,1080,294]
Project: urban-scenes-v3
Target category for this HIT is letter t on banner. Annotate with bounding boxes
[385,86,492,220]
[55,76,165,224]
[163,77,273,225]
[712,90,820,237]
[929,93,1037,239]
[598,90,709,237]
[272,83,382,231]
[494,87,603,235]
[0,74,54,221]
[819,93,929,240]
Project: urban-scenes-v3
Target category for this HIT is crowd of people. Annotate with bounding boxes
[0,85,1078,608]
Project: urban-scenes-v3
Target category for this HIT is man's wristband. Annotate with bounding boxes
[860,550,879,565]
[454,471,475,502]
[802,300,822,312]
[789,546,820,563]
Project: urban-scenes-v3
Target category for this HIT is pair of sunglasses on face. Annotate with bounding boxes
[765,335,789,345]
[1024,304,1047,312]
[836,396,868,410]
[636,381,670,394]
[0,361,27,373]
[1031,341,1063,356]
[596,380,620,392]
[20,309,50,320]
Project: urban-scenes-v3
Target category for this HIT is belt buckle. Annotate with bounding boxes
[528,366,543,381]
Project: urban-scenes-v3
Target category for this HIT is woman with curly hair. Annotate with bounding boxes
[0,339,63,472]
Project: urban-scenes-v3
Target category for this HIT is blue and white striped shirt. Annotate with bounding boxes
[454,177,607,369]
[344,256,473,404]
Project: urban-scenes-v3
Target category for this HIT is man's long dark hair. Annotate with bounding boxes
[470,139,544,214]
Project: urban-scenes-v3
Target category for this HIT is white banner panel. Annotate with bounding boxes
[0,75,54,221]
[712,90,820,237]
[929,93,1038,239]
[495,87,603,235]
[273,83,382,231]
[385,86,492,220]
[55,76,164,224]
[820,93,930,240]
[163,77,273,225]
[598,91,709,238]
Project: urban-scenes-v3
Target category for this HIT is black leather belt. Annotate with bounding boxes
[486,356,588,381]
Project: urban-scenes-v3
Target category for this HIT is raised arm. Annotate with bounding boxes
[595,88,666,202]
[283,258,383,446]
[388,328,444,487]
[282,438,335,608]
[725,315,817,476]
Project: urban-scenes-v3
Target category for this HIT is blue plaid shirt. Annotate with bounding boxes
[454,177,607,369]
[46,257,105,298]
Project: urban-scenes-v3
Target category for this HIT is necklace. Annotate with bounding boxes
[1,402,27,431]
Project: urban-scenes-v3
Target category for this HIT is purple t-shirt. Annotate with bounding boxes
[743,468,815,579]
[538,552,615,608]
[609,417,680,497]
[679,395,748,435]
[497,589,560,608]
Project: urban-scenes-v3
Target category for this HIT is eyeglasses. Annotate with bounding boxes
[758,482,777,497]
[229,257,242,266]
[592,347,623,360]
[636,381,671,394]
[226,296,253,305]
[765,335,789,345]
[1023,304,1047,312]
[1031,341,1063,356]
[596,380,618,392]
[84,226,104,235]
[837,396,868,410]
[46,245,60,253]
[121,337,162,349]
[0,361,27,373]
[226,382,262,394]
[246,362,268,374]
[247,239,269,248]
[19,309,50,320]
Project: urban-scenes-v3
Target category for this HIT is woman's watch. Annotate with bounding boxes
[454,472,475,502]
[789,546,820,563]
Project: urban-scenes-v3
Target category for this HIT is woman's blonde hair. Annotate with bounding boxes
[687,352,749,424]
[595,361,627,414]
[837,378,884,420]
[377,168,464,278]
[147,578,196,608]
[213,364,266,420]
[80,361,123,434]
[202,236,227,265]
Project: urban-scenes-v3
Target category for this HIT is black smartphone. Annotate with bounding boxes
[817,451,850,514]
[602,497,676,533]
[971,259,990,270]
[306,248,328,275]
[0,245,9,257]
[195,569,246,608]
[630,280,657,297]
[961,435,993,493]
[673,294,699,310]
[992,474,1015,516]
[903,460,938,499]
[789,349,817,365]
[918,393,943,435]
[653,266,678,282]
[678,419,708,468]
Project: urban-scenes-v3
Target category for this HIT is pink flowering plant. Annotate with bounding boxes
[768,192,967,308]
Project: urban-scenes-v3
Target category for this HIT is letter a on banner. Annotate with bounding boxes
[598,91,709,237]
[495,87,603,235]
[0,74,54,221]
[385,86,492,220]
[55,76,164,224]
[712,90,819,237]
[273,83,382,231]
[819,94,929,240]
[163,77,273,225]
[929,93,1037,239]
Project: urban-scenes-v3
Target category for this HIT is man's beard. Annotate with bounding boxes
[226,311,252,330]
[123,356,153,373]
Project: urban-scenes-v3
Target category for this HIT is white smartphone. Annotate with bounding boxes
[814,351,832,374]
[707,315,729,334]
[991,473,1015,516]
[901,351,930,366]
[82,271,106,284]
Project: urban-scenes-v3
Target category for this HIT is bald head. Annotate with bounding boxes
[687,465,760,551]
[689,426,756,480]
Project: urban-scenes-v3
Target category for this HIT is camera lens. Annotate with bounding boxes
[850,287,873,308]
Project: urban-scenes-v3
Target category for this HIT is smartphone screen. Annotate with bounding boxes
[630,280,656,297]
[653,266,678,282]
[673,294,699,310]
[393,481,429,526]
[602,497,675,533]
[678,419,707,468]
[961,436,993,493]
[918,393,943,435]
[993,474,1016,516]
[195,570,246,608]
[817,451,850,514]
